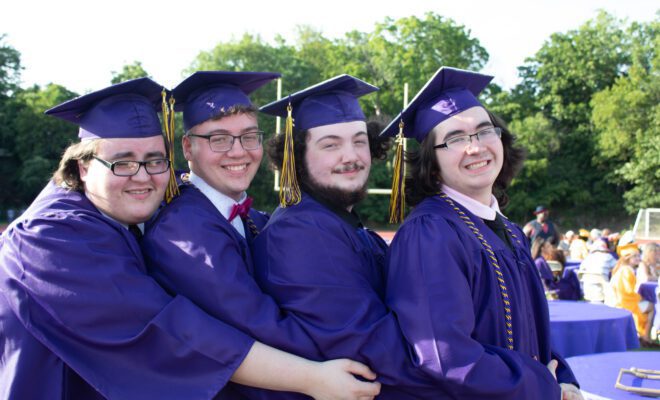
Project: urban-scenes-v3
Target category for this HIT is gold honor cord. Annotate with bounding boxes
[440,193,515,350]
[388,120,406,223]
[161,90,179,203]
[279,103,301,207]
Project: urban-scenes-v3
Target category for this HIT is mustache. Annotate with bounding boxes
[332,163,366,173]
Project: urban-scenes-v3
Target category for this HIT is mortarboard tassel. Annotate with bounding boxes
[279,102,301,207]
[161,90,180,203]
[388,120,406,223]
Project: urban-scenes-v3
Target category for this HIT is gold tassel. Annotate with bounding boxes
[279,102,301,207]
[388,120,406,223]
[161,90,180,203]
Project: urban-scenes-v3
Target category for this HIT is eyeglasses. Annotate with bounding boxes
[93,156,170,177]
[187,131,264,152]
[434,127,502,151]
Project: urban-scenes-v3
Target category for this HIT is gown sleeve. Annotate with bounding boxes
[385,214,561,400]
[0,211,254,400]
[142,203,322,358]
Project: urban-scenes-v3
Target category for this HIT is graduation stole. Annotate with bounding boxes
[439,192,515,351]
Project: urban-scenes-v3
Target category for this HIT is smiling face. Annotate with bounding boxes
[433,106,503,205]
[79,136,169,225]
[183,113,262,201]
[303,121,371,208]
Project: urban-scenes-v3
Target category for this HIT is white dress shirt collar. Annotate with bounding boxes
[441,184,502,221]
[189,171,247,237]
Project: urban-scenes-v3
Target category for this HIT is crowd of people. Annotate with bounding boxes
[523,213,660,347]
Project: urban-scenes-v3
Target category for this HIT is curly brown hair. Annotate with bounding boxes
[404,109,526,207]
[52,139,101,192]
[266,119,391,177]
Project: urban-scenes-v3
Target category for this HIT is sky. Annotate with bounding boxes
[1,0,657,95]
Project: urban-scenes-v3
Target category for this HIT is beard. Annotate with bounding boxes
[300,163,369,210]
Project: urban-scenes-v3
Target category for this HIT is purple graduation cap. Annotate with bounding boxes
[45,77,165,140]
[380,67,493,142]
[172,71,281,131]
[259,74,378,131]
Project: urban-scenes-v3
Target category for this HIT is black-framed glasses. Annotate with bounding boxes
[434,127,502,151]
[187,131,264,152]
[93,156,170,177]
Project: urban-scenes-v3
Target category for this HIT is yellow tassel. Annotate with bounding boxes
[161,90,180,203]
[279,103,301,207]
[388,120,406,223]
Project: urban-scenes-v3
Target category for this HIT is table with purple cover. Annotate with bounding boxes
[567,351,660,399]
[548,301,639,358]
[638,281,658,304]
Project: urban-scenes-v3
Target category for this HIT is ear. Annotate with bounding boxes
[182,135,193,161]
[78,159,90,183]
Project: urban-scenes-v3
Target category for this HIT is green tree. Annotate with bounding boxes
[591,17,660,212]
[10,84,79,204]
[506,113,561,221]
[512,11,634,226]
[111,61,150,84]
[0,34,21,96]
[0,35,23,216]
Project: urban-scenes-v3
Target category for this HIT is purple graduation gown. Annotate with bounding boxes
[557,273,581,301]
[142,184,327,399]
[534,257,559,295]
[0,182,254,400]
[252,194,441,399]
[386,195,578,399]
[534,257,581,300]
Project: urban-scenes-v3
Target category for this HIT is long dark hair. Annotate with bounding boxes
[404,109,525,207]
[530,237,547,260]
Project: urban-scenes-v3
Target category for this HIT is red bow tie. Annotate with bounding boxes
[228,197,253,222]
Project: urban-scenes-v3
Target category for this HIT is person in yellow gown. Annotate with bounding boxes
[608,243,652,341]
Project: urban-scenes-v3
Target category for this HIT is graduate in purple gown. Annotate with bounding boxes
[531,237,561,297]
[0,78,378,400]
[254,75,446,399]
[380,67,583,400]
[141,71,381,399]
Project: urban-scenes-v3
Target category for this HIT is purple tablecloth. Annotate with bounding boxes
[638,281,658,304]
[567,351,660,399]
[549,301,639,358]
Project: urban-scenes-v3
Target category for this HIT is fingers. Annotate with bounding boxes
[354,380,381,398]
[342,359,378,381]
[560,383,584,400]
[546,359,558,380]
